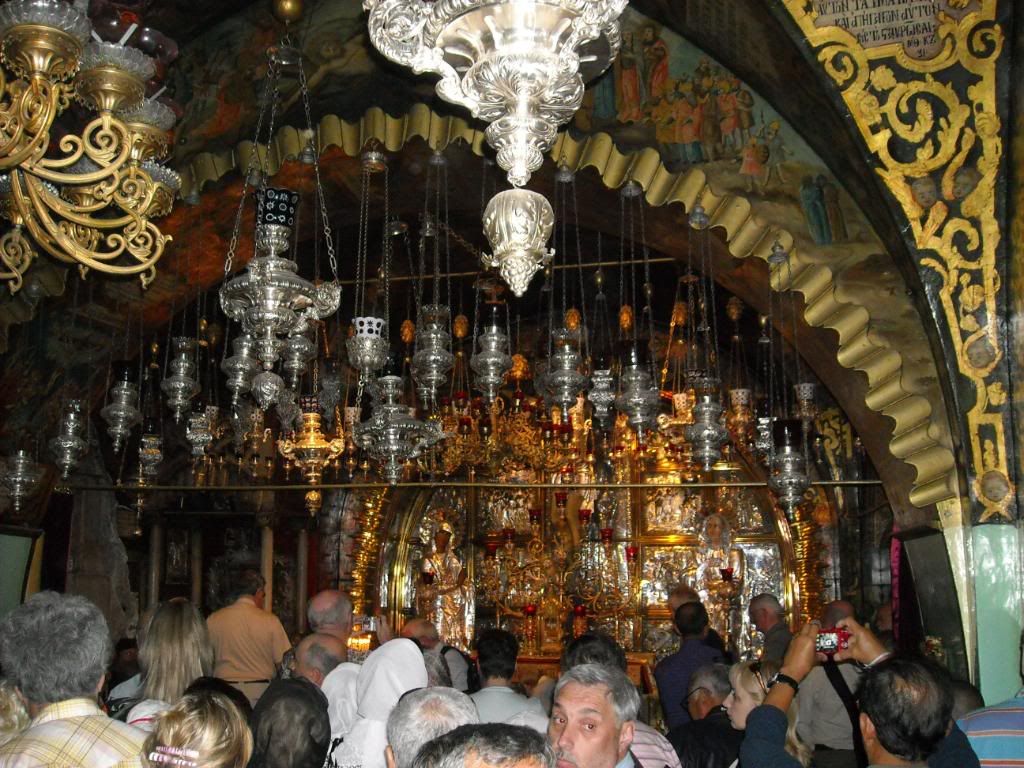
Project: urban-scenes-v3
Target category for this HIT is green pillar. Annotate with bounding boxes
[972,524,1023,703]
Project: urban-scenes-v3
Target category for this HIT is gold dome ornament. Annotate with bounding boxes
[671,301,688,327]
[400,319,416,345]
[453,314,470,340]
[510,353,531,382]
[273,0,303,24]
[564,308,582,332]
[619,305,634,333]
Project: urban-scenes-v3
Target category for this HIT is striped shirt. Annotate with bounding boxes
[631,721,683,768]
[958,690,1024,768]
[0,698,146,768]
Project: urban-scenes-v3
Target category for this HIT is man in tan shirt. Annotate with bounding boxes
[208,569,291,705]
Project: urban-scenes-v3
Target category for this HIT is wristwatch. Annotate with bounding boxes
[768,672,800,693]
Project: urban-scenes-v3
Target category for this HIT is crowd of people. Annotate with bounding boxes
[0,569,1020,768]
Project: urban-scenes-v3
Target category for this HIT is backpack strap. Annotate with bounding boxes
[822,659,868,768]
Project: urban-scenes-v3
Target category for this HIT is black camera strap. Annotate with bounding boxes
[823,659,868,768]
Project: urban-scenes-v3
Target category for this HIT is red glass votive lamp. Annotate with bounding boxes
[523,603,538,617]
[454,390,468,408]
[720,567,735,582]
[458,417,473,435]
[555,490,569,508]
[528,508,543,525]
[421,570,435,585]
[542,421,554,440]
[625,545,639,563]
[573,604,587,617]
[600,527,614,543]
[578,508,593,525]
[485,542,499,559]
[502,527,516,542]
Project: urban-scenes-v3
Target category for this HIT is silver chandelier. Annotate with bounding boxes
[220,187,341,409]
[49,399,88,480]
[363,0,626,189]
[354,375,446,484]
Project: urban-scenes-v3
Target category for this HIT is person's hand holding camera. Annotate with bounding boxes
[834,616,889,666]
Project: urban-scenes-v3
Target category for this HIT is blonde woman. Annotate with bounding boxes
[0,679,28,747]
[144,690,252,768]
[129,599,215,731]
[723,659,811,768]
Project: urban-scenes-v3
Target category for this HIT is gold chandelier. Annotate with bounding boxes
[0,0,178,293]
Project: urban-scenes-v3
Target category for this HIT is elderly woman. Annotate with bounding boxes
[128,599,215,730]
[332,639,429,768]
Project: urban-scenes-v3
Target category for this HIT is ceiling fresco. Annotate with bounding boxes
[0,0,984,531]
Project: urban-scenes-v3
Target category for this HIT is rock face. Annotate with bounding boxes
[66,448,137,642]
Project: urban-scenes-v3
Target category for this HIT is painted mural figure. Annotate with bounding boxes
[616,31,644,123]
[800,175,832,245]
[592,68,617,122]
[672,81,704,165]
[695,513,745,648]
[818,175,847,241]
[642,25,670,105]
[718,79,741,153]
[762,121,789,188]
[740,138,766,194]
[420,517,473,650]
[699,87,722,162]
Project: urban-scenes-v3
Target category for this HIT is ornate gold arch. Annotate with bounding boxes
[177,104,960,514]
[778,2,1010,522]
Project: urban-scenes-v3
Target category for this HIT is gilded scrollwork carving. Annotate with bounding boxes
[783,2,1011,521]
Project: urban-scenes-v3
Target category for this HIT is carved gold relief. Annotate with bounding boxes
[783,2,1011,521]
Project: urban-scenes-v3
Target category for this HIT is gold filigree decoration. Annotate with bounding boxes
[782,2,1011,521]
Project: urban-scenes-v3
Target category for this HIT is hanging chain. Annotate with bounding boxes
[570,174,589,362]
[382,165,391,340]
[296,37,338,280]
[224,50,280,276]
[354,165,370,317]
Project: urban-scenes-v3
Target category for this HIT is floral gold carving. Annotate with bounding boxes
[783,1,1012,521]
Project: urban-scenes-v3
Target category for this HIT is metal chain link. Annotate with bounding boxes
[297,48,338,279]
[224,51,279,276]
[382,165,391,341]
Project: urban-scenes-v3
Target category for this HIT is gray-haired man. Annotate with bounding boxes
[413,723,555,768]
[0,592,147,768]
[549,663,641,768]
[386,687,479,768]
[667,663,743,768]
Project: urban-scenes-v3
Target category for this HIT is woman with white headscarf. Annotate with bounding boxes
[332,639,428,768]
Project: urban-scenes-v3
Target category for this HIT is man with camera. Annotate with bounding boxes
[736,618,979,768]
[796,601,862,768]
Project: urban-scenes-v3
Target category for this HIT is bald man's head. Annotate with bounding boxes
[294,633,347,687]
[821,600,856,628]
[402,618,441,649]
[307,590,354,643]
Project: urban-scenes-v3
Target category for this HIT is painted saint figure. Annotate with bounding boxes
[694,513,745,650]
[642,25,670,105]
[420,517,473,650]
[616,31,643,123]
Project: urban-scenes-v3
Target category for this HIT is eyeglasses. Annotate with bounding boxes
[750,661,768,695]
[680,686,707,708]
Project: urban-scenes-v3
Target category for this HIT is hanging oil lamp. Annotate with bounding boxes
[103,363,142,450]
[49,399,88,480]
[278,395,345,514]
